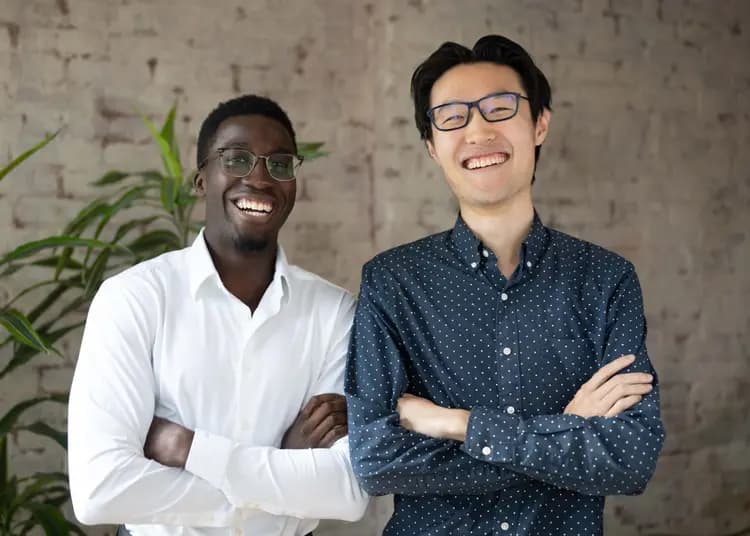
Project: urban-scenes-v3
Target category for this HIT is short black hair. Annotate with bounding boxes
[410,35,551,163]
[196,94,297,168]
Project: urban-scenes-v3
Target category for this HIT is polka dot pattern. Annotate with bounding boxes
[345,214,665,535]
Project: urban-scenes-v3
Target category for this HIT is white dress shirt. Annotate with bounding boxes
[68,231,368,535]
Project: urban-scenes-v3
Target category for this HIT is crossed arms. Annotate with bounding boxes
[68,278,368,527]
[346,265,665,497]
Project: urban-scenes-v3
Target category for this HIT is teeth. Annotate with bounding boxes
[465,153,508,169]
[235,198,272,213]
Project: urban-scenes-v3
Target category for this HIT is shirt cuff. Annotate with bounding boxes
[461,406,519,463]
[185,428,233,489]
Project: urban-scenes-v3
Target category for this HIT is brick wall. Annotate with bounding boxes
[1,0,748,534]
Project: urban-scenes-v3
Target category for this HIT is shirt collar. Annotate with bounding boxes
[188,228,292,302]
[449,210,550,272]
[523,211,550,272]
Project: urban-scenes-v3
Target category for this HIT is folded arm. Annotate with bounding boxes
[345,277,528,496]
[68,278,238,527]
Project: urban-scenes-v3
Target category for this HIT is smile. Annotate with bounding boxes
[462,152,509,170]
[232,197,273,215]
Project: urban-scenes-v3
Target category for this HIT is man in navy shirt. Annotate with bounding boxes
[346,35,665,535]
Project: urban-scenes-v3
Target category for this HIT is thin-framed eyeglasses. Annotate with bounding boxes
[426,92,529,132]
[198,147,304,182]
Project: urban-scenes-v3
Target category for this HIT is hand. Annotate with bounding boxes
[143,416,194,468]
[564,354,653,418]
[397,394,470,442]
[282,393,348,449]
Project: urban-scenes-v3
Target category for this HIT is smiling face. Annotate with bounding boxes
[194,114,297,254]
[426,62,550,214]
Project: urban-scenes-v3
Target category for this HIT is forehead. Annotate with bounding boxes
[212,114,294,151]
[430,62,525,106]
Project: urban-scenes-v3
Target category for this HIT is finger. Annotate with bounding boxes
[306,411,345,446]
[604,395,643,417]
[599,382,653,410]
[304,401,347,435]
[301,393,346,417]
[309,410,348,440]
[595,373,653,399]
[319,424,348,448]
[584,354,636,390]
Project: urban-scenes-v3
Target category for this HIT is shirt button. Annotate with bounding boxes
[501,522,510,531]
[506,406,515,415]
[470,261,478,269]
[481,446,491,456]
[501,292,508,301]
[526,261,532,268]
[503,347,512,356]
[482,249,489,258]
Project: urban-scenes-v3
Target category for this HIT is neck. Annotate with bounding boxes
[204,233,277,311]
[460,191,534,279]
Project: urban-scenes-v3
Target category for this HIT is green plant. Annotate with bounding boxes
[0,108,326,535]
[0,131,85,534]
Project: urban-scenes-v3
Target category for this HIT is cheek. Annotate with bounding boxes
[430,136,461,167]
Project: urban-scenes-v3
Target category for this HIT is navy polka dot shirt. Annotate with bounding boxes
[345,213,665,535]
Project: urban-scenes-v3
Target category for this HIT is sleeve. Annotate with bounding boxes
[184,291,368,522]
[345,265,528,496]
[67,278,240,527]
[460,265,666,496]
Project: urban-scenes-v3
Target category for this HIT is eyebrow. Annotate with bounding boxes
[218,141,296,154]
[434,90,516,107]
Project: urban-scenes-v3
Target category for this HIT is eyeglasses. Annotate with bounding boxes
[426,92,529,132]
[199,147,303,182]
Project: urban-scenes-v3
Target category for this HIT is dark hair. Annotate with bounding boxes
[410,35,551,163]
[196,94,297,168]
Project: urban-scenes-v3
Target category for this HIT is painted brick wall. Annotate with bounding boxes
[1,1,748,534]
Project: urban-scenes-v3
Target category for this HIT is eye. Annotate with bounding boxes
[226,156,250,166]
[487,105,513,114]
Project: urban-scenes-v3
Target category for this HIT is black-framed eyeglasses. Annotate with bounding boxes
[199,147,304,182]
[426,92,529,132]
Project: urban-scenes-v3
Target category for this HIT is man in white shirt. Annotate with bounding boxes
[68,95,369,535]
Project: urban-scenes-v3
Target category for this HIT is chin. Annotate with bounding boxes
[232,233,271,252]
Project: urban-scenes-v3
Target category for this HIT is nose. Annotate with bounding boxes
[463,107,496,145]
[242,157,275,188]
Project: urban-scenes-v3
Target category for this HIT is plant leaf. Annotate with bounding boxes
[92,184,158,242]
[19,423,67,450]
[0,322,82,380]
[0,130,60,183]
[91,170,129,186]
[160,176,177,212]
[0,237,124,266]
[23,502,71,536]
[82,249,110,300]
[2,276,80,318]
[62,199,110,238]
[112,216,160,244]
[127,229,182,257]
[141,111,182,181]
[0,309,51,354]
[31,254,82,271]
[0,436,7,491]
[0,395,66,437]
[160,104,182,175]
[297,141,328,161]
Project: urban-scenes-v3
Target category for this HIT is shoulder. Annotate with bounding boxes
[96,247,190,305]
[547,227,636,285]
[361,230,451,287]
[287,264,355,312]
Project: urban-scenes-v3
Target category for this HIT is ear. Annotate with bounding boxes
[426,139,438,162]
[534,108,551,146]
[193,169,207,197]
